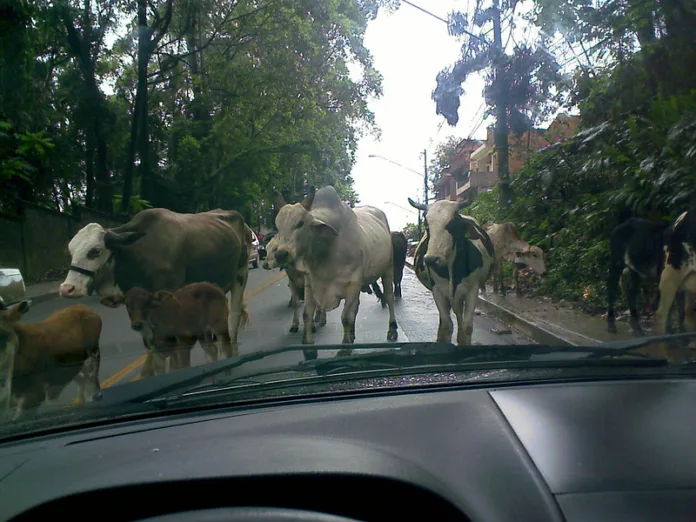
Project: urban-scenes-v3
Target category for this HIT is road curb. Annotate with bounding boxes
[28,290,60,305]
[404,258,578,347]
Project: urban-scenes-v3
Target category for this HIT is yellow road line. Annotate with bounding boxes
[95,271,288,390]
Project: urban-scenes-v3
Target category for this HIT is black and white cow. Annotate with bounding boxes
[655,207,696,336]
[607,217,685,335]
[274,185,398,359]
[407,198,495,346]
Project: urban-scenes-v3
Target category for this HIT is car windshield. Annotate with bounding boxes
[1,0,695,437]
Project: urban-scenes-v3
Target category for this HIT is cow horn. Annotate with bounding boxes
[103,229,145,248]
[302,185,316,210]
[272,190,286,217]
[457,197,472,211]
[408,198,427,212]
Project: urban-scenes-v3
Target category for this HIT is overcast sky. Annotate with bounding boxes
[351,0,489,232]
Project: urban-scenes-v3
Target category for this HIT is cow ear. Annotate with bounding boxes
[104,230,145,249]
[100,295,125,308]
[6,300,31,321]
[311,219,338,238]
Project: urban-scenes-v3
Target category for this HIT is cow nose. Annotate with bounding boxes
[59,283,76,297]
[424,255,440,267]
[275,250,289,264]
[131,321,144,332]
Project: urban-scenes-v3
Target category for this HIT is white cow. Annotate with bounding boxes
[274,185,398,359]
[262,235,326,332]
[408,198,495,345]
[484,222,547,297]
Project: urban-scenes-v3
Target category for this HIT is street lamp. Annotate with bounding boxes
[369,152,430,237]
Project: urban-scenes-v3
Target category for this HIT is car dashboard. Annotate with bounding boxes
[1,378,695,522]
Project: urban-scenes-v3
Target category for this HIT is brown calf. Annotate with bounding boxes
[102,282,237,377]
[0,301,101,420]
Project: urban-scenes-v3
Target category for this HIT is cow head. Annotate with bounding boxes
[60,223,144,298]
[101,287,170,343]
[0,300,31,407]
[514,245,547,276]
[262,236,281,270]
[408,198,486,268]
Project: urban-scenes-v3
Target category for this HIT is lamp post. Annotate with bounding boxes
[368,153,429,237]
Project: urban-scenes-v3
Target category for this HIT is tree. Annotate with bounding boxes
[432,0,566,205]
[402,222,420,242]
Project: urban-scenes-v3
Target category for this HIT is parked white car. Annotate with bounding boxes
[0,268,26,306]
[249,231,260,269]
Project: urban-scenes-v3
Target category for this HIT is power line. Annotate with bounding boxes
[400,0,489,44]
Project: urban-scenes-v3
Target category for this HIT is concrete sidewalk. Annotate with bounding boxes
[25,280,61,304]
[404,256,635,347]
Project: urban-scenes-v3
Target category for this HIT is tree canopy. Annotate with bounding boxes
[0,0,391,226]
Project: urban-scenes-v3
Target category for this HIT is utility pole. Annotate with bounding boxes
[492,0,511,206]
[423,148,429,207]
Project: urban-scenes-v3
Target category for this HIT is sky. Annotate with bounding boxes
[350,0,488,232]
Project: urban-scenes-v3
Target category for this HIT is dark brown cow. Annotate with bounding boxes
[102,282,237,376]
[0,300,101,420]
[364,231,408,305]
[59,208,252,377]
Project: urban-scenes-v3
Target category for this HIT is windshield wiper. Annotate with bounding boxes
[97,337,687,407]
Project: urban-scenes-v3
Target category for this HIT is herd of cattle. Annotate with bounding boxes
[3,184,695,419]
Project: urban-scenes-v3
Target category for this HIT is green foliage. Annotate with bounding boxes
[0,0,384,218]
[402,222,419,242]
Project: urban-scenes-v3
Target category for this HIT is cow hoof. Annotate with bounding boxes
[387,330,398,341]
[303,349,318,361]
[337,349,352,357]
[92,390,103,402]
[311,325,317,333]
[289,325,299,333]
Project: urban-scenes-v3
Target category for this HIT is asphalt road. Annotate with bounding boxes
[12,265,534,411]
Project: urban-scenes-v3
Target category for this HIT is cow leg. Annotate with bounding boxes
[227,274,248,356]
[76,346,101,403]
[513,268,522,297]
[338,286,362,354]
[301,283,318,359]
[607,263,624,333]
[675,291,687,333]
[380,271,398,342]
[433,287,454,343]
[175,340,193,371]
[201,332,220,363]
[456,287,478,346]
[496,259,505,296]
[13,389,43,421]
[314,307,326,327]
[139,337,156,379]
[290,283,300,333]
[215,323,234,357]
[655,265,682,335]
[627,270,644,336]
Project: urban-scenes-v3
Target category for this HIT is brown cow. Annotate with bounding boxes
[59,207,252,378]
[0,300,101,420]
[483,222,547,297]
[102,282,238,376]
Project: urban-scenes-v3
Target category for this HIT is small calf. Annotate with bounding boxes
[102,282,236,376]
[0,301,101,420]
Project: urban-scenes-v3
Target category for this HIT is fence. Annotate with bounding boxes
[0,204,126,283]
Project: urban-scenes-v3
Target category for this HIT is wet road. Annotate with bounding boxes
[13,265,534,410]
